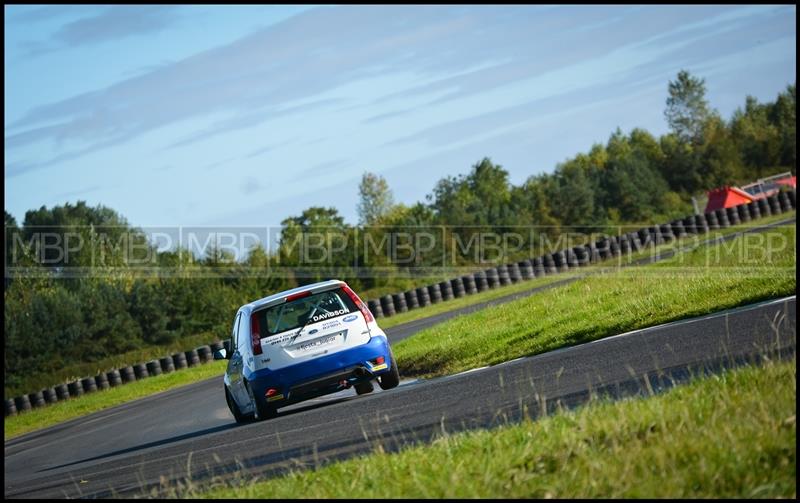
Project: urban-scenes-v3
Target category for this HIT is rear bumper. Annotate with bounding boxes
[245,336,391,408]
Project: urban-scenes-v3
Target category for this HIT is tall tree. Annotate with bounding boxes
[665,70,710,144]
[357,172,395,225]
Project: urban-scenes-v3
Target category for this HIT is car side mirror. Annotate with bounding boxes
[213,339,232,360]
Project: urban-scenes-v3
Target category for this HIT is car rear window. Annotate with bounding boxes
[254,288,358,336]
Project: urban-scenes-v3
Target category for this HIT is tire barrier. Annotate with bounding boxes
[28,391,46,409]
[736,203,751,223]
[788,189,796,209]
[518,259,534,280]
[367,299,384,318]
[146,360,162,377]
[485,268,500,289]
[404,290,420,310]
[415,286,431,308]
[767,193,782,215]
[497,264,512,285]
[659,223,675,242]
[5,399,17,417]
[107,369,123,387]
[439,279,454,301]
[573,245,590,266]
[532,256,546,277]
[120,365,136,383]
[552,251,567,271]
[172,352,188,370]
[462,274,478,294]
[726,206,741,226]
[450,277,465,298]
[159,356,175,374]
[508,262,523,281]
[42,387,58,404]
[609,237,621,257]
[671,219,687,239]
[392,292,408,313]
[210,341,224,353]
[133,363,149,379]
[694,214,710,234]
[380,294,397,316]
[705,210,719,230]
[473,270,489,291]
[81,377,98,394]
[714,208,730,228]
[196,346,213,363]
[564,248,579,268]
[185,349,201,367]
[592,239,607,260]
[543,253,558,273]
[757,198,771,217]
[637,227,658,248]
[651,225,665,245]
[619,235,633,255]
[428,283,443,303]
[746,201,761,220]
[95,373,110,391]
[68,380,84,398]
[55,383,70,401]
[14,395,31,413]
[629,232,644,252]
[682,216,697,234]
[778,191,792,212]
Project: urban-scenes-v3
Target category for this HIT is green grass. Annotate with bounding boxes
[394,223,795,378]
[187,359,796,498]
[4,361,227,441]
[376,211,795,330]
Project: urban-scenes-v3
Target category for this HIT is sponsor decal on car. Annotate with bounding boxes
[309,329,318,334]
[312,308,350,322]
[342,314,358,322]
[321,320,341,330]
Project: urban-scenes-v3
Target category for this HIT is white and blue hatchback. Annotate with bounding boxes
[215,280,399,422]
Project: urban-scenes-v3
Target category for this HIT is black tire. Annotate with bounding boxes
[246,381,277,421]
[355,380,374,395]
[377,350,400,391]
[225,386,249,424]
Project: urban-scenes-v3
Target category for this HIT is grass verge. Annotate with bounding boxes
[4,361,227,441]
[376,211,795,330]
[189,359,796,498]
[394,223,795,378]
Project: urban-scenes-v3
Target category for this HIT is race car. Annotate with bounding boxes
[214,279,399,422]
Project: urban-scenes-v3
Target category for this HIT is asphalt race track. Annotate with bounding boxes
[4,219,797,498]
[5,294,796,498]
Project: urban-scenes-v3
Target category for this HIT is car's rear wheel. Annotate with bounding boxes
[225,386,250,424]
[246,381,278,421]
[377,349,400,390]
[354,380,374,395]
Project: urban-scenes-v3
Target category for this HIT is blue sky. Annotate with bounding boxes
[4,5,796,228]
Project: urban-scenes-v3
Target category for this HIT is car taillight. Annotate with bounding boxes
[286,290,311,302]
[251,311,263,355]
[341,283,374,323]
